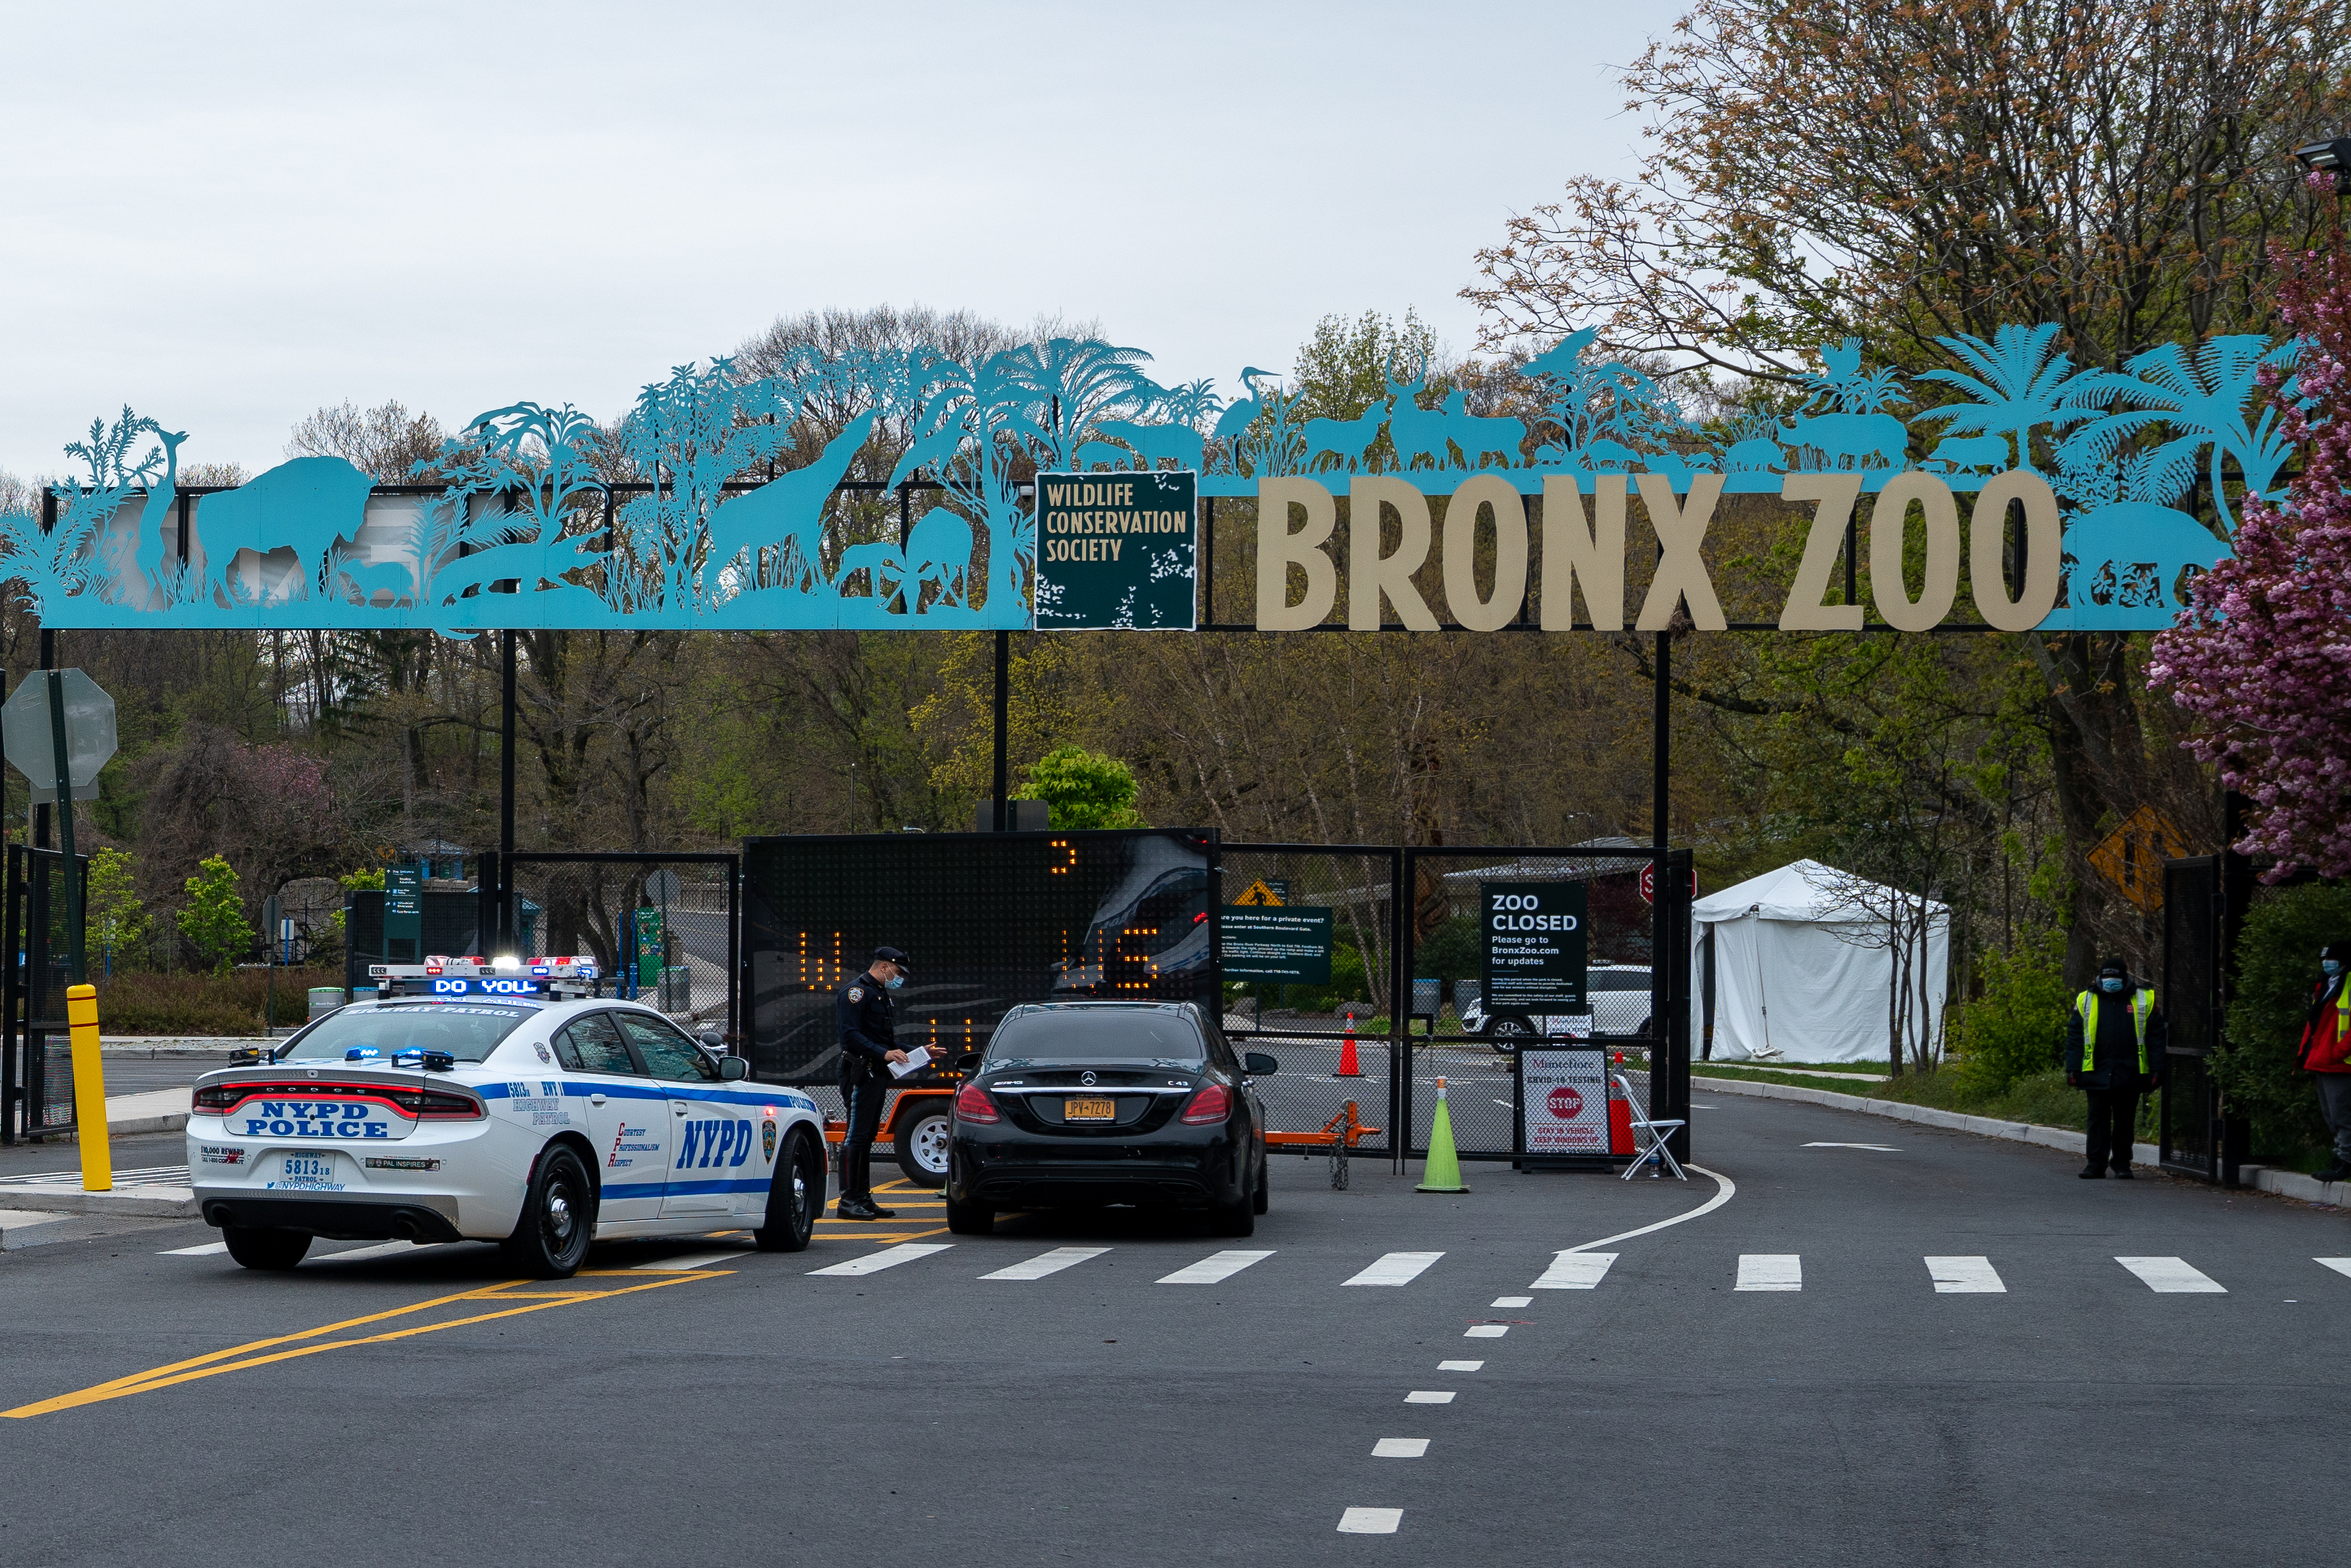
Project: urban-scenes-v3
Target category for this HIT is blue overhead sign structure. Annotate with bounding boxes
[7,325,2288,634]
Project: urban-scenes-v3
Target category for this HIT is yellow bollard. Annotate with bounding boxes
[67,983,110,1192]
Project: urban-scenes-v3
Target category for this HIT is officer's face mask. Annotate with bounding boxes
[885,973,906,990]
[2325,959,2344,977]
[2099,975,2126,994]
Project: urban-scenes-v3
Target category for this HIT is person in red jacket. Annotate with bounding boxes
[2297,940,2351,1184]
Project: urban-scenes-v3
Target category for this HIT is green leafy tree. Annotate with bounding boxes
[330,865,386,937]
[2217,883,2351,1161]
[87,848,150,974]
[1950,930,2070,1095]
[177,856,251,975]
[1016,745,1145,830]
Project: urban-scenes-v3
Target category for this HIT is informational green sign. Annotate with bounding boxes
[1480,881,1588,1011]
[1220,905,1333,983]
[1033,470,1197,630]
[384,865,423,963]
[634,905,665,986]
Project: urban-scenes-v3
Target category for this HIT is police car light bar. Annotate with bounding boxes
[371,956,601,981]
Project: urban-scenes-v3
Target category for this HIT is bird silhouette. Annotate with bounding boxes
[1212,367,1279,461]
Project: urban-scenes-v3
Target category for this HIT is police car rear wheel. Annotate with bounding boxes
[893,1102,954,1188]
[223,1225,310,1270]
[502,1145,593,1278]
[755,1130,821,1252]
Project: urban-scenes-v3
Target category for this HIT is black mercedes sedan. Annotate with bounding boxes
[943,1001,1276,1236]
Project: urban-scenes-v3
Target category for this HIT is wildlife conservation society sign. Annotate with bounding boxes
[1481,881,1588,1012]
[1034,472,1197,631]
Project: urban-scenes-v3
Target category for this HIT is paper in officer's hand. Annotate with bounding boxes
[888,1047,932,1080]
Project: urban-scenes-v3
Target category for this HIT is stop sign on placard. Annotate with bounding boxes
[1546,1084,1583,1120]
[1,669,117,802]
[1638,863,1698,905]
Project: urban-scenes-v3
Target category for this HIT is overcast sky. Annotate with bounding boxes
[0,0,1681,479]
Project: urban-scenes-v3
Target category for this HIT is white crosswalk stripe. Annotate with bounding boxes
[1372,1438,1428,1458]
[1337,1508,1402,1534]
[1737,1254,1802,1291]
[981,1247,1109,1280]
[2315,1258,2351,1281]
[314,1240,445,1264]
[1403,1390,1454,1403]
[1464,1324,1508,1337]
[2116,1256,2225,1293]
[160,1241,228,1256]
[1924,1256,2005,1293]
[1343,1251,1443,1286]
[1531,1252,1616,1289]
[809,1244,953,1277]
[1156,1249,1272,1284]
[632,1251,744,1272]
[1438,1360,1483,1371]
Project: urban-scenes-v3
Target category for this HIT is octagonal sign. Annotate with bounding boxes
[2,669,117,802]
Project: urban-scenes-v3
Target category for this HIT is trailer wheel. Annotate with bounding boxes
[893,1099,954,1188]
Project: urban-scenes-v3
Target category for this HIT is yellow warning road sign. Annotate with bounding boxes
[2087,806,2193,913]
[1232,878,1285,907]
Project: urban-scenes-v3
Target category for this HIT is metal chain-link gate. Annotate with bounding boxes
[3,845,86,1143]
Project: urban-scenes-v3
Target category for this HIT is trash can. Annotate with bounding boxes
[658,964,692,1013]
[307,986,343,1023]
[1412,977,1442,1019]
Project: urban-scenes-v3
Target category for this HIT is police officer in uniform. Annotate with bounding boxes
[834,946,913,1220]
[2065,956,2167,1179]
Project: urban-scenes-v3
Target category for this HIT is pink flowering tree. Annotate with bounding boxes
[2150,195,2351,877]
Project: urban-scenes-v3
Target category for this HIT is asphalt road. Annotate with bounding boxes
[0,1091,2345,1565]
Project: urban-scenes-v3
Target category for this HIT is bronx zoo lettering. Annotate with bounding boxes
[1252,471,2064,635]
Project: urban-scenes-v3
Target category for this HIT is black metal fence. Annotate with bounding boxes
[2,845,86,1144]
[501,852,741,1040]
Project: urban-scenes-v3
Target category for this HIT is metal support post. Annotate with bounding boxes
[1390,850,1408,1176]
[992,629,1010,832]
[32,627,53,853]
[45,670,83,984]
[1653,630,1683,1157]
[500,631,517,954]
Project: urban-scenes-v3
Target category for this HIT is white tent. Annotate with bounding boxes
[1691,859,1949,1065]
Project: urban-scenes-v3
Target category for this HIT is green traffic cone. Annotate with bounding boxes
[1416,1076,1469,1192]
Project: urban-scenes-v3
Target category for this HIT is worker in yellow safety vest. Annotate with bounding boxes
[2065,957,2166,1180]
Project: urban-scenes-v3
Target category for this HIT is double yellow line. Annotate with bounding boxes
[4,1269,726,1420]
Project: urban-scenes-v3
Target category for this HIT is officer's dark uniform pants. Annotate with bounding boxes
[2084,1088,2140,1172]
[841,1073,886,1199]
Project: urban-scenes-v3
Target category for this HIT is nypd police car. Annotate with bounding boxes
[187,958,825,1277]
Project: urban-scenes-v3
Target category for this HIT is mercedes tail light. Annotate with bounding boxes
[953,1082,1000,1124]
[1180,1083,1232,1124]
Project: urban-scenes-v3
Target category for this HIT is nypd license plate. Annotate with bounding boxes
[269,1153,346,1192]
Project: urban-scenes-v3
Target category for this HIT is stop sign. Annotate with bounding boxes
[1638,863,1697,904]
[1546,1084,1583,1120]
[1,670,116,802]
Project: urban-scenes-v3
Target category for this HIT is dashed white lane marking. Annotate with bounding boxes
[2116,1256,2225,1293]
[809,1243,953,1277]
[1802,1141,1901,1151]
[1156,1249,1272,1284]
[1438,1360,1484,1372]
[1531,1252,1616,1289]
[1464,1324,1509,1337]
[1491,1295,1533,1307]
[1373,1438,1429,1458]
[1736,1254,1802,1291]
[1403,1391,1455,1404]
[2315,1258,2351,1281]
[161,1242,229,1256]
[980,1246,1110,1280]
[1925,1256,2006,1293]
[1338,1508,1402,1534]
[633,1250,746,1272]
[1343,1251,1444,1286]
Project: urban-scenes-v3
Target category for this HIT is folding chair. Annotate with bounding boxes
[1612,1072,1687,1181]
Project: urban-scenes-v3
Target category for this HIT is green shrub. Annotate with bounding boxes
[2217,883,2351,1159]
[1015,746,1145,829]
[93,967,345,1035]
[177,855,250,975]
[1950,931,2070,1095]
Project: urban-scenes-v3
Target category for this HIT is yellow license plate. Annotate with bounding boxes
[1064,1096,1116,1121]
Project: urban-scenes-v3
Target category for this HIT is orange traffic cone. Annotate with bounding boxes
[1336,1007,1364,1077]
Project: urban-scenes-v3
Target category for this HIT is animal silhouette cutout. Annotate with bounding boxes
[1570,438,1644,473]
[1640,449,1715,486]
[898,510,972,609]
[2061,503,2231,612]
[132,429,189,600]
[1778,412,1909,470]
[1298,403,1390,473]
[1924,435,2011,473]
[707,413,875,593]
[832,539,904,601]
[1722,438,1787,473]
[1438,392,1526,468]
[1212,367,1278,459]
[1092,420,1203,472]
[336,556,417,607]
[1384,362,1451,470]
[192,456,375,604]
[430,528,604,604]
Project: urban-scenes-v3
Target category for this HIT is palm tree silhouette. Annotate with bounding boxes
[1916,324,2120,473]
[2058,335,2299,535]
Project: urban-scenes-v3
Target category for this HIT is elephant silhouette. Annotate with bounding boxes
[1722,438,1786,473]
[1923,435,2010,474]
[192,456,374,603]
[1092,420,1203,472]
[706,413,875,593]
[897,510,972,609]
[1438,392,1527,468]
[832,539,904,600]
[1778,412,1908,470]
[2061,503,2231,611]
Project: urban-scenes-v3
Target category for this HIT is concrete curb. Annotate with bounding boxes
[0,1187,198,1218]
[1695,1072,2350,1210]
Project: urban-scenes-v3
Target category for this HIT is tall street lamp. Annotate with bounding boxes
[2293,136,2351,194]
